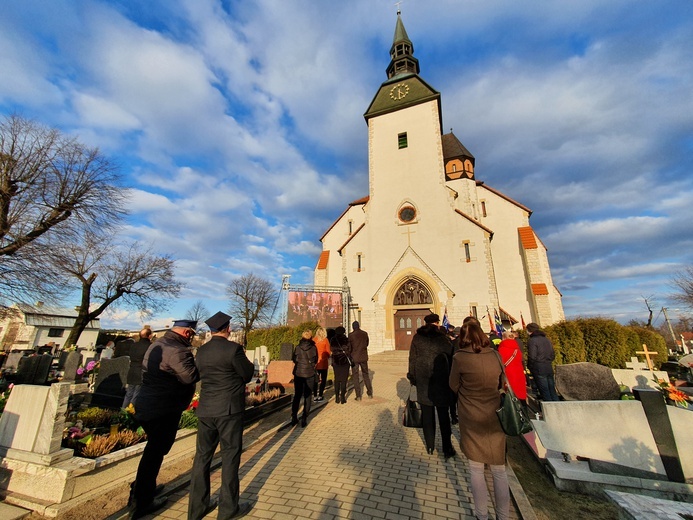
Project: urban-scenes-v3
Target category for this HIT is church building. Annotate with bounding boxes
[314,13,564,350]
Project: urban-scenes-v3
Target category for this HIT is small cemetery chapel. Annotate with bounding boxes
[314,13,564,350]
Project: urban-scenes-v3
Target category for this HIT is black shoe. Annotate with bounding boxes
[290,416,298,426]
[229,501,252,519]
[128,483,165,507]
[199,498,219,518]
[444,448,457,460]
[129,496,167,519]
[368,393,373,399]
[427,447,434,455]
[355,396,362,401]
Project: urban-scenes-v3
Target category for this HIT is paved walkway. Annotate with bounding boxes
[143,351,529,519]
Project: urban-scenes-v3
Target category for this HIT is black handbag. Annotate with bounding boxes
[402,386,423,428]
[495,352,533,436]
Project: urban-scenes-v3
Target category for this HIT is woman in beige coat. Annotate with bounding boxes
[449,321,509,520]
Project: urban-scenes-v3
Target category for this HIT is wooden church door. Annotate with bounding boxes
[394,309,431,350]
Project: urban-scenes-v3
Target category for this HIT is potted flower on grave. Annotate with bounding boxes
[653,376,692,409]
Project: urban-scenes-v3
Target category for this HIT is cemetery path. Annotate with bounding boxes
[21,350,623,520]
[132,351,527,520]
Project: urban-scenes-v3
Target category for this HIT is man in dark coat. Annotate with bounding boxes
[407,313,456,458]
[348,321,373,400]
[188,312,255,520]
[526,322,559,401]
[119,328,153,408]
[130,320,200,519]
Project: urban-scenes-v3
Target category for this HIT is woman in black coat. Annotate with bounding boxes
[330,326,351,404]
[291,330,318,427]
[407,314,455,458]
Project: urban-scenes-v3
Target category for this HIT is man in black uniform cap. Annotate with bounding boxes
[188,312,255,520]
[129,319,200,519]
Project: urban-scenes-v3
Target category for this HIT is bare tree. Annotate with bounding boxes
[186,300,210,330]
[642,295,655,328]
[50,230,182,348]
[672,266,693,309]
[0,115,127,304]
[227,273,278,346]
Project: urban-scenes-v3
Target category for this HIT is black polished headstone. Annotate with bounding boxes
[633,388,685,483]
[33,354,53,384]
[279,343,294,361]
[91,357,129,408]
[14,354,52,385]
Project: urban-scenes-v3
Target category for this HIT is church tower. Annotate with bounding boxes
[315,13,564,350]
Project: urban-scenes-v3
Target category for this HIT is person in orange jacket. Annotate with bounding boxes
[312,327,331,402]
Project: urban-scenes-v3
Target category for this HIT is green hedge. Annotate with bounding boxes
[246,321,321,361]
[540,318,668,369]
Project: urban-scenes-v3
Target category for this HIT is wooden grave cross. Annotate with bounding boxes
[635,343,658,371]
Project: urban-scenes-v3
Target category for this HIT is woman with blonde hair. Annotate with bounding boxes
[291,330,318,427]
[450,320,509,520]
[312,327,331,402]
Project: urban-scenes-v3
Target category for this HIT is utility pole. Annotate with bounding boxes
[661,307,679,352]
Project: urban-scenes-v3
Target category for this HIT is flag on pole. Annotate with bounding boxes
[442,307,450,330]
[520,312,526,329]
[494,309,504,336]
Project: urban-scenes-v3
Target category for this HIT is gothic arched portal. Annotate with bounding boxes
[392,277,434,350]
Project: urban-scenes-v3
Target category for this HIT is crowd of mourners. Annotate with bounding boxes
[124,308,557,520]
[407,313,558,520]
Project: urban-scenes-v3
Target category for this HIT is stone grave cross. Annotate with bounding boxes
[636,343,658,371]
[625,356,648,370]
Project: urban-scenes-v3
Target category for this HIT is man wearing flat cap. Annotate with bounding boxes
[130,320,200,519]
[188,312,255,520]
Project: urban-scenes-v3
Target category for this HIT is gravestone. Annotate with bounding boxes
[4,352,25,372]
[0,382,73,463]
[247,345,269,374]
[56,351,70,370]
[90,356,129,408]
[633,388,685,483]
[279,343,294,361]
[267,360,294,390]
[62,351,83,383]
[15,355,52,385]
[33,354,53,384]
[555,362,621,401]
[625,357,648,370]
[113,339,134,358]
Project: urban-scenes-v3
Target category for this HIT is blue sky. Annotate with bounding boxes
[2,1,692,331]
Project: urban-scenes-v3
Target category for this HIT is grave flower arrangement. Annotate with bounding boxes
[179,392,200,429]
[62,406,146,458]
[654,377,691,409]
[76,360,99,378]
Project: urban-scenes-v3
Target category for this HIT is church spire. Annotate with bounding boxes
[386,11,420,79]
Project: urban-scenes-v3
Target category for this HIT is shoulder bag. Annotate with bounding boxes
[494,351,533,436]
[402,385,423,428]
